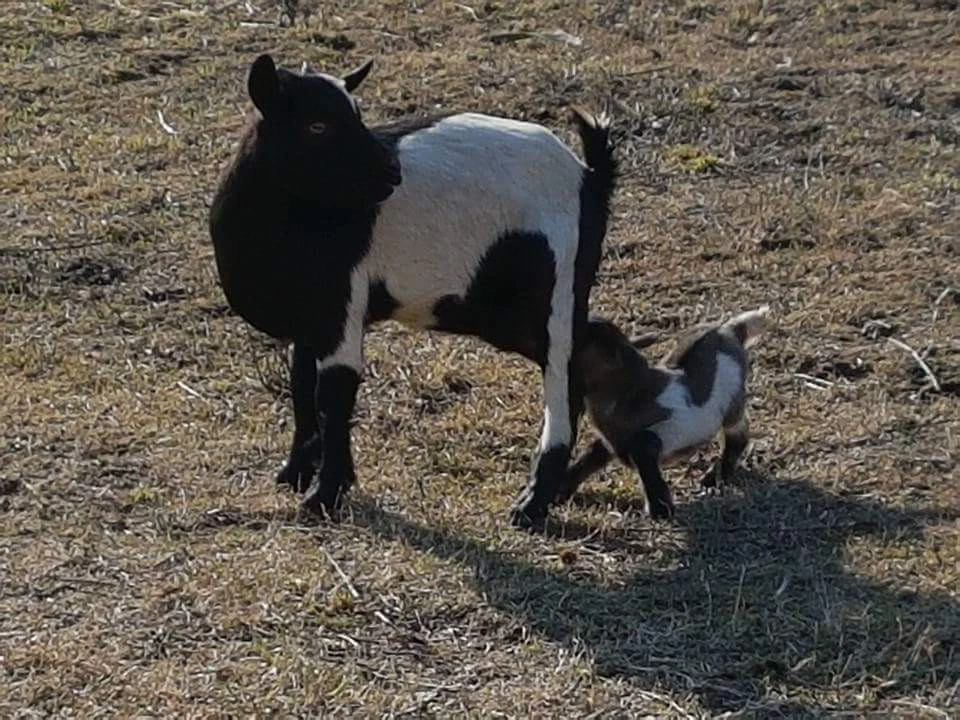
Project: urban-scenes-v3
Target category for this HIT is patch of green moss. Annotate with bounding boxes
[666,144,722,173]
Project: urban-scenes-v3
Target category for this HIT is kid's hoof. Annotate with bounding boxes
[552,482,578,506]
[699,463,728,494]
[699,470,717,490]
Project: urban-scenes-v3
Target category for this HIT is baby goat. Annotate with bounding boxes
[209,55,616,526]
[558,308,769,518]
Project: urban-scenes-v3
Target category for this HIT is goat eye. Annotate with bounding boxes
[308,121,328,135]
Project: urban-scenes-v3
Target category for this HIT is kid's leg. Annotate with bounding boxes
[555,439,612,504]
[628,431,674,520]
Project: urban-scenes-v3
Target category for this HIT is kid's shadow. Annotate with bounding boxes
[347,473,959,715]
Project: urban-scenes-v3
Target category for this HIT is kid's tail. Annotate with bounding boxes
[723,306,771,349]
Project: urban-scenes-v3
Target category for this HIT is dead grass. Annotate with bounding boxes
[1,0,958,717]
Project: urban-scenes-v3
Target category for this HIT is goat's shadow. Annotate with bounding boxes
[345,470,959,716]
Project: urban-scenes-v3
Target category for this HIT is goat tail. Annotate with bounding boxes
[723,306,771,349]
[570,107,617,208]
[570,107,617,327]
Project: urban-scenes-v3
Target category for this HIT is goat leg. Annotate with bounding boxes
[701,414,749,492]
[555,439,612,504]
[276,343,320,493]
[628,432,674,520]
[301,366,360,517]
[510,318,582,528]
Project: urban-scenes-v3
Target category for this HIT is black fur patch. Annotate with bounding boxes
[210,127,375,351]
[577,319,671,453]
[301,365,361,515]
[673,330,721,406]
[365,278,399,324]
[431,231,555,365]
[276,343,322,492]
[510,443,571,527]
[664,322,750,407]
[628,431,674,520]
[210,112,438,350]
[572,119,616,347]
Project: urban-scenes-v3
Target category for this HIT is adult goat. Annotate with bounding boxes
[209,55,616,527]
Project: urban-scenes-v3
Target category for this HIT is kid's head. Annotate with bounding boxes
[577,318,656,393]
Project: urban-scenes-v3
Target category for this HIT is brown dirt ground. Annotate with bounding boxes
[2,0,959,717]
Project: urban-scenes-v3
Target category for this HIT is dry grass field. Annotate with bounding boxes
[2,0,959,716]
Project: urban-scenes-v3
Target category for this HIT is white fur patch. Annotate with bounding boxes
[317,266,368,372]
[650,352,744,460]
[538,215,578,450]
[723,306,770,349]
[362,113,585,327]
[357,113,588,452]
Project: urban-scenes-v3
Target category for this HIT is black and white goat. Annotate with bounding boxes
[209,55,616,526]
[557,308,769,518]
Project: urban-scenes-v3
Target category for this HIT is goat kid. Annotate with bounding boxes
[558,308,770,518]
[209,55,616,527]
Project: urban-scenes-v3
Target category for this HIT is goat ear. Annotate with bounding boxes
[343,59,374,92]
[248,54,280,117]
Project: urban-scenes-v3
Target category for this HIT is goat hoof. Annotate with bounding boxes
[301,482,346,520]
[275,460,314,494]
[647,499,675,521]
[509,508,547,530]
[509,497,548,530]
